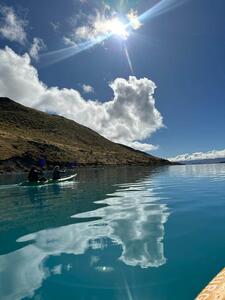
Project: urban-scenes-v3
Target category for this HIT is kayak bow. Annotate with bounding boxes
[20,174,77,187]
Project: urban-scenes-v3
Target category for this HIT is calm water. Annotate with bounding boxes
[0,164,224,300]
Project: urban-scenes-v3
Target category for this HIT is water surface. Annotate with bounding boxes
[0,164,224,300]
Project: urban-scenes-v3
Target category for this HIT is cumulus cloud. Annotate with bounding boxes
[29,38,46,61]
[129,141,159,152]
[169,149,225,162]
[0,46,163,151]
[82,84,94,94]
[0,5,27,44]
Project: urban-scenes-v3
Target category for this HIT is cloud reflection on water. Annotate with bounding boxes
[71,184,169,268]
[0,175,169,300]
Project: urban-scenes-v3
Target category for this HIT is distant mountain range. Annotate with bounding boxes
[177,158,225,165]
[0,97,175,172]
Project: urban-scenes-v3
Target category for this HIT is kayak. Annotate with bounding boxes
[20,174,77,187]
[196,267,225,300]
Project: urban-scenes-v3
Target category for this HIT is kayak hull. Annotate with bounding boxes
[20,174,77,187]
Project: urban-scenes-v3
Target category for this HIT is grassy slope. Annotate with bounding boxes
[0,97,172,172]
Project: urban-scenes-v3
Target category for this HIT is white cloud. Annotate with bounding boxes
[0,5,27,44]
[65,3,110,44]
[128,142,159,152]
[68,5,141,44]
[73,13,131,42]
[82,84,94,94]
[29,38,46,61]
[0,46,163,152]
[169,149,225,162]
[73,12,116,42]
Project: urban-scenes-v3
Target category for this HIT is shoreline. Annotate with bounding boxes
[0,163,178,176]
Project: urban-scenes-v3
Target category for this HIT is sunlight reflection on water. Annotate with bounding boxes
[0,164,224,300]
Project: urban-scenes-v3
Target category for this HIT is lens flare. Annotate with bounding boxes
[40,0,189,67]
[109,18,129,40]
[139,0,188,23]
[127,9,142,30]
[124,43,134,74]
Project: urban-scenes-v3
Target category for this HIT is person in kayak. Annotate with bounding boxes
[52,166,65,180]
[28,167,43,182]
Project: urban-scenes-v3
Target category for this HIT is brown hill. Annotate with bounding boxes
[0,97,173,172]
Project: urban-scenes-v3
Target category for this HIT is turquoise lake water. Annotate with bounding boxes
[0,164,224,300]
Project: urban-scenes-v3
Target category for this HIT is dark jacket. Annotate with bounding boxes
[28,168,41,182]
[52,169,65,180]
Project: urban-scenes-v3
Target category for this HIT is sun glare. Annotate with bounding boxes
[107,18,129,40]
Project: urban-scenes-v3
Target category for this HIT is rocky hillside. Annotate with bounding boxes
[0,97,173,172]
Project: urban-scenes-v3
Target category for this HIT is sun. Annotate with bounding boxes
[106,18,129,40]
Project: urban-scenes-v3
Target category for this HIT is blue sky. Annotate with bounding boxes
[0,0,225,160]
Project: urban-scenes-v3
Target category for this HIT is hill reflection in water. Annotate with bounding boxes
[0,164,225,300]
[0,167,170,300]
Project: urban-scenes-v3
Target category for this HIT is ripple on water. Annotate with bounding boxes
[0,164,224,300]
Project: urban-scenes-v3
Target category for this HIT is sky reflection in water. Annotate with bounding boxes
[0,165,225,300]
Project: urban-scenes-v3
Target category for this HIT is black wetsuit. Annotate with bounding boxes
[52,170,65,180]
[28,169,41,182]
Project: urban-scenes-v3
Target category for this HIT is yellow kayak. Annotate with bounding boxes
[196,267,225,300]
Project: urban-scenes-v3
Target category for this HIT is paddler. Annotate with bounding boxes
[52,166,65,180]
[28,167,42,182]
